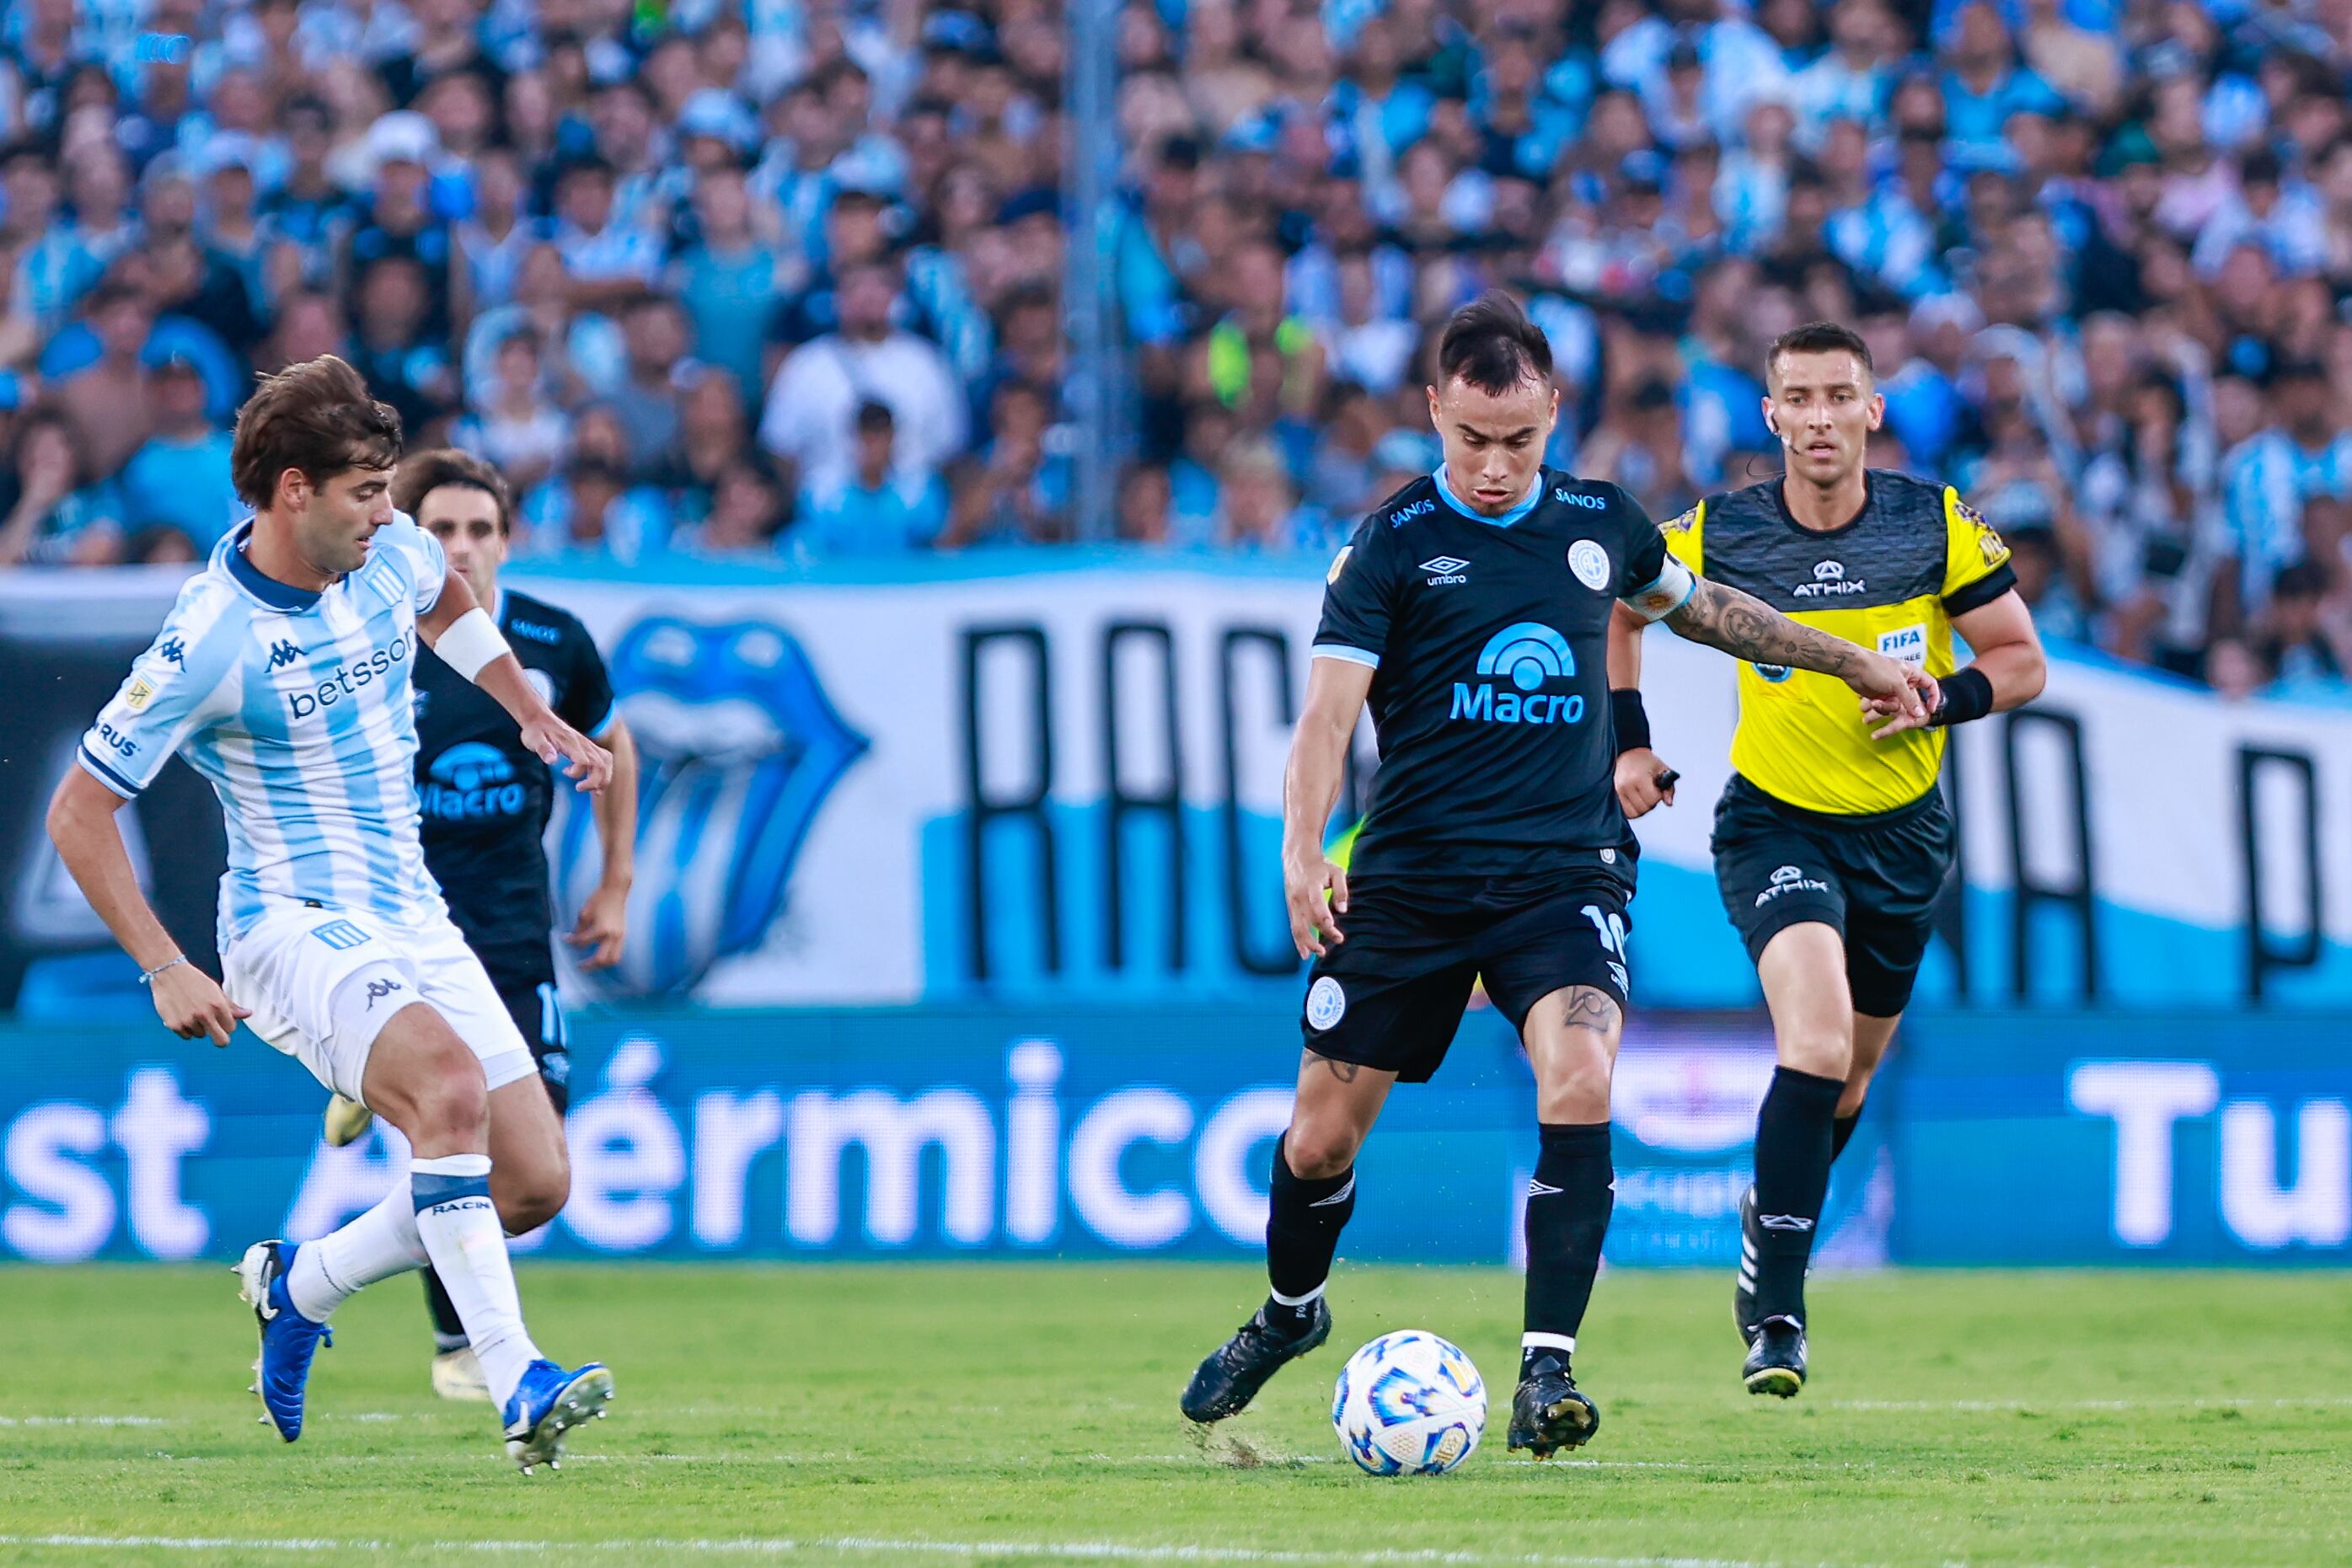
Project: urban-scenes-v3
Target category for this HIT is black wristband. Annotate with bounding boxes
[1610,688,1652,753]
[1928,666,1995,726]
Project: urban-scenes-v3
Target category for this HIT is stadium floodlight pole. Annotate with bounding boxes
[1063,0,1125,542]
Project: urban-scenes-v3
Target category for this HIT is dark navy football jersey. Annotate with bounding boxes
[413,586,616,982]
[1313,467,1690,877]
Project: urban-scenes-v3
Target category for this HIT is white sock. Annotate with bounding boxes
[288,1180,429,1322]
[410,1153,542,1409]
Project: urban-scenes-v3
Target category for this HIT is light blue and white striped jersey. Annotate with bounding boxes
[78,511,453,945]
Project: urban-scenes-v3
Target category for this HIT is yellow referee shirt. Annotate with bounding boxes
[1661,471,2015,816]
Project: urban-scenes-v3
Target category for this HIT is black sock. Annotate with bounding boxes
[423,1266,468,1353]
[1750,1067,1844,1325]
[1262,1135,1354,1327]
[1521,1122,1613,1373]
[1830,1102,1865,1164]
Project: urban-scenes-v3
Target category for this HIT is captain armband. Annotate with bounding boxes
[1618,556,1696,623]
[434,607,513,684]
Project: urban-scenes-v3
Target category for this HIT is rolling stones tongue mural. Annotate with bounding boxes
[550,615,867,998]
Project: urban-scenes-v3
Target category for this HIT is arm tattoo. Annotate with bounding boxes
[1664,577,1863,678]
[1304,1048,1363,1083]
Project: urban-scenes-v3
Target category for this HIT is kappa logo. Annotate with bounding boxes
[266,640,303,671]
[1793,560,1868,598]
[1419,554,1470,585]
[363,977,405,1009]
[156,636,185,666]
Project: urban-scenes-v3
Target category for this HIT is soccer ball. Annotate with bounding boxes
[1331,1330,1486,1476]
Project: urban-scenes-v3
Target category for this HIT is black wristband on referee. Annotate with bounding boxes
[1928,666,1995,727]
[1610,688,1652,753]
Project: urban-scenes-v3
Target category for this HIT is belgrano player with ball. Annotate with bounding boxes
[1178,292,1934,1458]
[44,356,617,1474]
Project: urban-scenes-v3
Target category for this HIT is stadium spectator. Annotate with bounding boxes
[0,0,2338,709]
[760,260,965,494]
[116,352,239,557]
[795,400,949,556]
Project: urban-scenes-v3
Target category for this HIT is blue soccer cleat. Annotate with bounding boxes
[501,1358,615,1474]
[235,1239,331,1442]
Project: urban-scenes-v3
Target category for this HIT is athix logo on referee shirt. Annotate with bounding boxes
[1449,622,1587,725]
[1793,560,1868,597]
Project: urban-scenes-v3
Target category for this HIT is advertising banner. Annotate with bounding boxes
[1891,1010,2352,1266]
[0,1003,1879,1268]
[3,557,2349,1014]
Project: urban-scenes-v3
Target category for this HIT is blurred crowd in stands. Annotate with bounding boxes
[3,0,2352,698]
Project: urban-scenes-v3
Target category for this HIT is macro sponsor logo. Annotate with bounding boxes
[1450,622,1586,726]
[1793,560,1868,598]
[421,741,526,821]
[285,631,415,720]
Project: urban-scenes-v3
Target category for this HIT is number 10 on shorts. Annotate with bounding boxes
[1583,904,1629,998]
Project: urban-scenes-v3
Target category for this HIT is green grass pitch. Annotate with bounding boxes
[1,1263,2349,1566]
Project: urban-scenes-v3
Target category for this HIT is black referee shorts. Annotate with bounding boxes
[1300,863,1634,1084]
[489,971,573,1113]
[1711,773,1954,1018]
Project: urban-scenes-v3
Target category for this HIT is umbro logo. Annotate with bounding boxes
[266,640,303,671]
[1420,554,1470,585]
[1527,1178,1562,1197]
[1759,1213,1815,1232]
[157,637,185,666]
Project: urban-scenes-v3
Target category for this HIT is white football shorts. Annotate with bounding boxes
[222,900,537,1107]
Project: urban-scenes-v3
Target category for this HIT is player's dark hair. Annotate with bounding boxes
[394,447,515,535]
[230,354,403,509]
[1438,291,1552,394]
[1767,321,1875,380]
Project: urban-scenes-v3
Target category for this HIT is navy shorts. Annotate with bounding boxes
[1711,773,1954,1018]
[1299,862,1633,1084]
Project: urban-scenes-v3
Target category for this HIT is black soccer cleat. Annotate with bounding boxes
[1734,1183,1760,1345]
[1744,1316,1808,1398]
[1180,1299,1331,1423]
[1507,1353,1600,1459]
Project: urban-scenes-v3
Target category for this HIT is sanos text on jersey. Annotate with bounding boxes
[283,629,415,719]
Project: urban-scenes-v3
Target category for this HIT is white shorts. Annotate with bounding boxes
[222,901,538,1107]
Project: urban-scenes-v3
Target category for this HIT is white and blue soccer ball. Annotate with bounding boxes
[1331,1330,1486,1476]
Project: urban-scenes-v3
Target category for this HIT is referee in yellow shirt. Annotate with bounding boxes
[1606,322,2047,1397]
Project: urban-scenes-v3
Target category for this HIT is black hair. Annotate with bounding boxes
[1767,320,1875,379]
[1436,290,1552,394]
